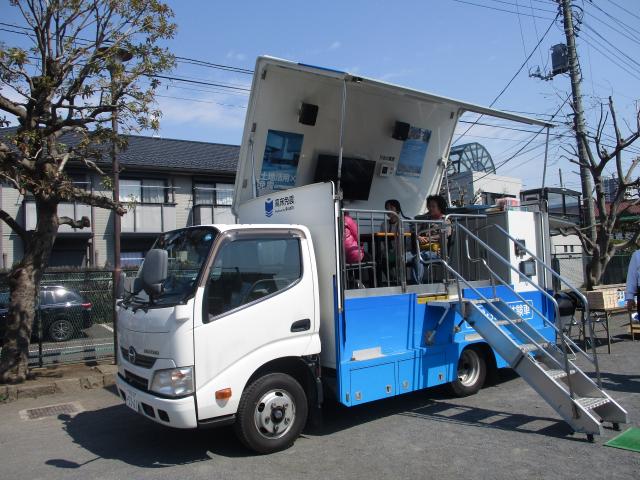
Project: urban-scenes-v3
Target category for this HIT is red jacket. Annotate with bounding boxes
[344,214,364,263]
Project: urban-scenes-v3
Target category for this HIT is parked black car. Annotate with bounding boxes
[0,286,93,343]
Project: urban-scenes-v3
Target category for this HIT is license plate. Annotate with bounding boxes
[125,389,138,412]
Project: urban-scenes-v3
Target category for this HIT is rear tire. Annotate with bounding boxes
[450,347,486,397]
[48,317,75,342]
[234,373,308,454]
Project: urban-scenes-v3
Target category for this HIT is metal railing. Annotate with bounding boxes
[339,209,491,292]
[448,221,601,388]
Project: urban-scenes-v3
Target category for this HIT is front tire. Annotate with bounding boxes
[234,373,308,454]
[450,347,486,397]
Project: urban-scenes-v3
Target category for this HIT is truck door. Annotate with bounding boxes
[193,229,318,420]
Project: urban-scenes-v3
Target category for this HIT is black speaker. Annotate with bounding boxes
[299,103,319,126]
[392,121,410,140]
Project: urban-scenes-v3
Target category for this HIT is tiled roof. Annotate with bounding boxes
[0,127,239,175]
[114,135,239,174]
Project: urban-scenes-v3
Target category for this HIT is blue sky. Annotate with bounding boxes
[1,0,639,191]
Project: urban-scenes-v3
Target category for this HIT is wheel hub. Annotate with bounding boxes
[254,390,296,439]
[458,350,480,387]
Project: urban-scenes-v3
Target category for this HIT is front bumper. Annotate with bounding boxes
[116,374,198,429]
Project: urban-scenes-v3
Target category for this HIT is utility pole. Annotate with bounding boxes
[559,0,596,240]
[106,48,132,363]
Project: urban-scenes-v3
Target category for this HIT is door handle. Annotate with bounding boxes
[291,319,311,332]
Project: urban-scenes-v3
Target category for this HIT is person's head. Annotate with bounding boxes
[427,195,447,219]
[384,199,403,223]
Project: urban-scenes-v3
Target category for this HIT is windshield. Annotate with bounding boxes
[135,227,218,307]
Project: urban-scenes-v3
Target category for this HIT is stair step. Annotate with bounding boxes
[495,318,525,326]
[520,342,549,353]
[545,368,575,380]
[575,396,611,410]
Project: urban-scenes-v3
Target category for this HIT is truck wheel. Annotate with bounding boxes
[234,373,308,454]
[450,347,486,397]
[48,317,75,342]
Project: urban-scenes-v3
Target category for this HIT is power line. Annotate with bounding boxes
[471,93,571,183]
[154,94,246,108]
[582,23,640,71]
[603,0,640,22]
[453,12,559,145]
[586,0,640,42]
[149,74,250,92]
[578,30,640,81]
[450,0,556,19]
[582,5,640,46]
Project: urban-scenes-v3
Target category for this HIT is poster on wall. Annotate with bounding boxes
[396,126,432,177]
[258,129,304,194]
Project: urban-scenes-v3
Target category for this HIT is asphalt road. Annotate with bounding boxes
[2,320,639,479]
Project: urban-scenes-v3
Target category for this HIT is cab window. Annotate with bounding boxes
[206,237,302,320]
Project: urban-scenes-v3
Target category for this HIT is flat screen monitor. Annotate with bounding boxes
[314,154,376,201]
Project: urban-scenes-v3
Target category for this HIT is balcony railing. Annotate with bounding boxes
[121,204,176,234]
[25,201,91,234]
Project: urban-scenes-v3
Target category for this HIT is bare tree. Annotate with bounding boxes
[559,97,640,289]
[0,0,175,383]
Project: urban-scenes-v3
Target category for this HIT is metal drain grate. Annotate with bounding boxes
[20,402,82,420]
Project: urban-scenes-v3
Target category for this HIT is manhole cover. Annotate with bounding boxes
[20,402,83,420]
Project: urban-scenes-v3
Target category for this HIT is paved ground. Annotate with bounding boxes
[27,322,114,366]
[1,316,639,479]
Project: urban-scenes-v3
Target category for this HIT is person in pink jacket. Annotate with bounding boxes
[344,213,364,263]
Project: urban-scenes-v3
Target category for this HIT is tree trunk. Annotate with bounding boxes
[0,199,58,383]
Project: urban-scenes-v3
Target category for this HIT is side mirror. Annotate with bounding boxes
[140,249,168,298]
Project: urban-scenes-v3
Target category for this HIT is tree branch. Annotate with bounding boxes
[58,215,90,229]
[68,188,126,215]
[0,94,27,120]
[0,209,29,241]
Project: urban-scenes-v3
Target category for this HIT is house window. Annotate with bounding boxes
[120,179,168,203]
[194,182,234,206]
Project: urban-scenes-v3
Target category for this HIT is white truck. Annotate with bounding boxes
[115,57,627,453]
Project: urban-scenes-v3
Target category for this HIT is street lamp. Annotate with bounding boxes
[104,47,133,362]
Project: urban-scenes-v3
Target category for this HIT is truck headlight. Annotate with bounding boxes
[150,366,194,397]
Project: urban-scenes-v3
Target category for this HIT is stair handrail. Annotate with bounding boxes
[487,223,600,385]
[454,221,602,387]
[438,259,574,389]
[458,239,577,397]
[455,230,575,377]
[460,230,594,364]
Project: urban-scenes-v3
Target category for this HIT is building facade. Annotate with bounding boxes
[0,133,239,268]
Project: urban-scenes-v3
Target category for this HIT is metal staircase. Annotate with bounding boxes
[434,221,629,441]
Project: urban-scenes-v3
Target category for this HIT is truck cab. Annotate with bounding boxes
[116,224,321,452]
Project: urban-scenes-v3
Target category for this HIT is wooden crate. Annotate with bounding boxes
[585,289,620,310]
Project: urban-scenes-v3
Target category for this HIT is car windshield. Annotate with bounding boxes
[138,227,218,307]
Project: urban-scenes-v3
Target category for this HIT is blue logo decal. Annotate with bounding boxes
[265,198,273,217]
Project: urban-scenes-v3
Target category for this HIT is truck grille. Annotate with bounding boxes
[120,347,157,369]
[124,370,149,391]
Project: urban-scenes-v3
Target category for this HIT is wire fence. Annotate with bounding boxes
[0,269,136,367]
[552,254,631,290]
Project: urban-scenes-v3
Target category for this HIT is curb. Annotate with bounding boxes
[0,364,117,403]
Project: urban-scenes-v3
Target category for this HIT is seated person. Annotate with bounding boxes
[411,195,452,283]
[344,212,364,264]
[379,199,411,283]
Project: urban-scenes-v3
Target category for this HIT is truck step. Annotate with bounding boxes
[495,318,525,326]
[575,397,611,410]
[545,368,575,380]
[520,342,549,353]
